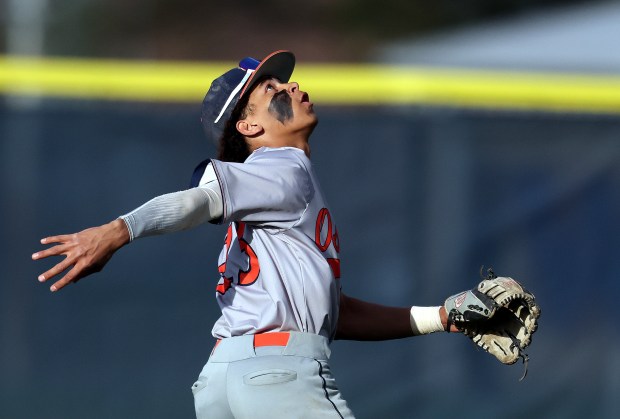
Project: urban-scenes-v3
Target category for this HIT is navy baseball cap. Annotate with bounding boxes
[200,50,296,143]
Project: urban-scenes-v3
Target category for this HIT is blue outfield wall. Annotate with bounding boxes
[1,100,619,419]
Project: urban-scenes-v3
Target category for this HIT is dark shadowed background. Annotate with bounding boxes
[2,1,619,418]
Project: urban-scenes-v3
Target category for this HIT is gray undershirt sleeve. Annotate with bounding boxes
[119,164,223,241]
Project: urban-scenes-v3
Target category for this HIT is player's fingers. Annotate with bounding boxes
[49,266,83,292]
[32,243,70,261]
[39,234,74,246]
[37,257,74,283]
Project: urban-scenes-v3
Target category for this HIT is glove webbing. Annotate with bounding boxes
[507,333,529,381]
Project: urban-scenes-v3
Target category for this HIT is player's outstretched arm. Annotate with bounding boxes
[335,293,459,341]
[32,172,224,293]
[32,219,130,292]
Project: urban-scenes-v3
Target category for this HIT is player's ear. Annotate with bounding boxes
[236,119,263,137]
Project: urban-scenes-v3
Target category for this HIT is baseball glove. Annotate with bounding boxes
[444,268,541,380]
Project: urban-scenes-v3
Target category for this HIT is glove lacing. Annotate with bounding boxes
[482,266,530,381]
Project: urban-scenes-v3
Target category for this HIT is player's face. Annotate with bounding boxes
[247,77,318,139]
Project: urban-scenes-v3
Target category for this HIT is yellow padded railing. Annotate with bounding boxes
[1,55,620,114]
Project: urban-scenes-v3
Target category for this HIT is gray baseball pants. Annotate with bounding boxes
[192,332,355,418]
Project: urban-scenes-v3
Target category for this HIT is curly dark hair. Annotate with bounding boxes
[217,92,253,163]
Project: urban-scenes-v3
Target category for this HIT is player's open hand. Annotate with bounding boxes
[32,219,130,292]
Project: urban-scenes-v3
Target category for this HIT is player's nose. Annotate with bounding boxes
[283,82,299,93]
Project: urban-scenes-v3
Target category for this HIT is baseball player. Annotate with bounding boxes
[33,50,480,418]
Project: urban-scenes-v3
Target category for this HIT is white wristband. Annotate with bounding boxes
[410,306,445,335]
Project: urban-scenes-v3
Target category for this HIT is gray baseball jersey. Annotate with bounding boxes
[201,147,342,341]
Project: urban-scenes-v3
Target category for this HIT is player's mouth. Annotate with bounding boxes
[300,92,313,107]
